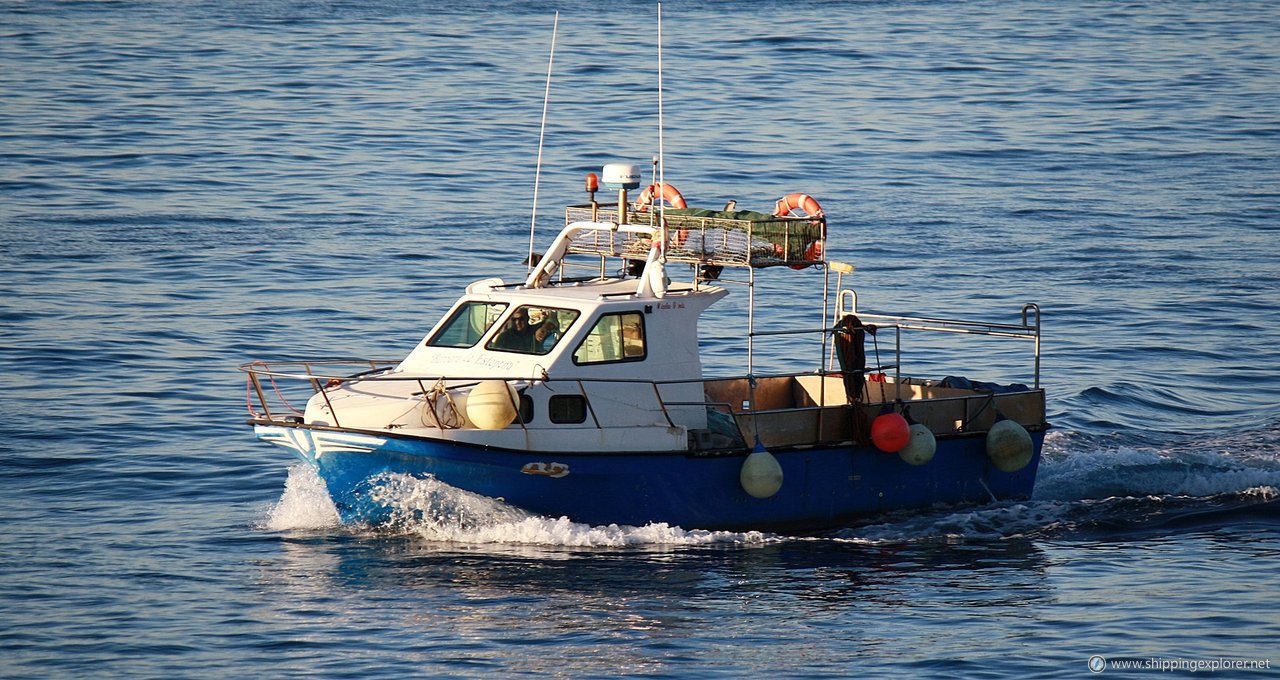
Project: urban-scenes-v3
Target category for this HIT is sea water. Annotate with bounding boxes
[2,1,1279,677]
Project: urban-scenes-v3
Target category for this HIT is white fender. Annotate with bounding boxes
[740,447,784,499]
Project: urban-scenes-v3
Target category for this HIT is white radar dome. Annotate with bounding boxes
[602,163,641,190]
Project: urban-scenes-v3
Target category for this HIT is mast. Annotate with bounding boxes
[656,2,666,264]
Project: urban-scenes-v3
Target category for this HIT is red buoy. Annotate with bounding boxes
[871,412,911,453]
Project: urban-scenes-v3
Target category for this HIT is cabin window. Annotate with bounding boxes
[486,305,581,355]
[548,394,587,424]
[572,312,646,365]
[426,302,508,348]
[518,393,534,424]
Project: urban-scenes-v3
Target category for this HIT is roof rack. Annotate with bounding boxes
[564,203,825,269]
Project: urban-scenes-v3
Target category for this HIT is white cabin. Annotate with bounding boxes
[302,221,727,452]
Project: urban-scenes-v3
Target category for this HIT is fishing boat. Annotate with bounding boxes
[241,163,1049,532]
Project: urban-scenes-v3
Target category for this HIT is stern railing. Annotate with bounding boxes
[836,290,1041,390]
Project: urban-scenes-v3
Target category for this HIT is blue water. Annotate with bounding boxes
[3,1,1279,677]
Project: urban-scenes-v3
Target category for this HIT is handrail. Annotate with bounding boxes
[734,291,1044,391]
[848,299,1042,390]
[241,293,1043,426]
[243,360,1042,423]
[240,359,706,428]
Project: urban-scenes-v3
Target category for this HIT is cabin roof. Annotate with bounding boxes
[469,277,725,306]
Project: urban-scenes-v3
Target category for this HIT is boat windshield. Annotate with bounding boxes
[486,305,581,356]
[426,301,508,348]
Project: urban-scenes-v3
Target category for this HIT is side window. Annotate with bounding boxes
[573,312,646,365]
[517,393,534,424]
[487,305,581,355]
[426,302,508,348]
[548,395,587,424]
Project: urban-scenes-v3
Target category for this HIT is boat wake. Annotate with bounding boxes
[832,426,1280,544]
[1035,426,1280,501]
[263,464,771,548]
[263,463,342,531]
[367,472,772,547]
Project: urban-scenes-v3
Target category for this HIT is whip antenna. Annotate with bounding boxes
[656,2,666,259]
[528,11,559,273]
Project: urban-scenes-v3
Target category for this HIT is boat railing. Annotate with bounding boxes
[563,203,825,269]
[241,353,1043,449]
[836,291,1041,390]
[240,359,401,425]
[241,360,697,430]
[240,295,1040,433]
[707,297,1040,404]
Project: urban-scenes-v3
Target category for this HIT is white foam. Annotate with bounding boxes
[367,472,772,548]
[830,428,1280,545]
[429,515,772,548]
[829,500,1075,544]
[1035,429,1280,501]
[1238,485,1279,502]
[262,463,342,531]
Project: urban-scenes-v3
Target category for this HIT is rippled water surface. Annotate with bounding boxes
[3,1,1279,677]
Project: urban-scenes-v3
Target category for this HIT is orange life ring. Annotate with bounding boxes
[633,183,688,211]
[634,183,689,248]
[666,218,690,249]
[801,240,823,262]
[773,192,824,219]
[774,193,826,269]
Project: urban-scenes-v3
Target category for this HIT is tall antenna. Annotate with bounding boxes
[528,11,559,273]
[656,2,666,260]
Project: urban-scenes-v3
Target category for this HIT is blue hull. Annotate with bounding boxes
[258,424,1045,532]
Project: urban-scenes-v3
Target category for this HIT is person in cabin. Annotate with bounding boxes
[622,321,644,357]
[491,308,555,353]
[537,311,561,351]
